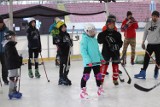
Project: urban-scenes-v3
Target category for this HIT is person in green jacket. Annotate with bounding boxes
[80,24,105,99]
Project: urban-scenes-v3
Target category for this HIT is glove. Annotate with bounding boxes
[19,56,23,66]
[101,60,106,64]
[87,63,92,67]
[141,43,145,50]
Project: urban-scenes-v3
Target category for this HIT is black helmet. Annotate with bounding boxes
[108,14,116,21]
[152,11,159,17]
[106,18,115,25]
[4,30,15,40]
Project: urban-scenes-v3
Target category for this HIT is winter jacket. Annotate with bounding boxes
[4,41,22,70]
[80,33,104,67]
[0,25,8,53]
[55,31,73,56]
[121,18,138,38]
[97,29,123,57]
[143,20,160,44]
[27,27,41,50]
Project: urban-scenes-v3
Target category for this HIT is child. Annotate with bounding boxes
[3,30,23,99]
[101,14,122,76]
[49,17,61,66]
[80,24,105,99]
[54,20,73,85]
[98,18,123,85]
[27,18,41,78]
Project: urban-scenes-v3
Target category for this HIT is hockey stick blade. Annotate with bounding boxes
[134,82,160,92]
[119,76,125,82]
[121,64,132,84]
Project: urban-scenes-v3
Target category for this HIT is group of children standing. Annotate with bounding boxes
[2,10,160,100]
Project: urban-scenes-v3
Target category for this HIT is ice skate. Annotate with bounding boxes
[80,87,88,99]
[134,69,146,79]
[35,69,41,78]
[28,69,34,78]
[64,76,72,85]
[97,86,104,96]
[58,77,64,85]
[113,80,119,86]
[8,91,22,99]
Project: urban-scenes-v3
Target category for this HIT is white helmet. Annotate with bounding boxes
[28,18,36,23]
[84,24,96,36]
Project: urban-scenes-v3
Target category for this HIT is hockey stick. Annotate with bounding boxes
[145,50,160,69]
[105,36,131,84]
[64,26,75,75]
[134,82,160,92]
[18,54,23,92]
[18,63,22,92]
[40,53,50,82]
[0,77,3,94]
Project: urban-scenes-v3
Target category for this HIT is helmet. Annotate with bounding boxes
[108,14,116,21]
[56,21,65,29]
[84,24,96,33]
[4,30,15,40]
[106,18,115,24]
[84,24,96,36]
[28,18,36,24]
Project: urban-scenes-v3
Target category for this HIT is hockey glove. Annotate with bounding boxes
[87,63,93,67]
[101,60,106,64]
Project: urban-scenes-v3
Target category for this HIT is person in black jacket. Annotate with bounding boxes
[54,20,73,85]
[27,18,41,78]
[0,16,9,85]
[3,30,22,99]
[97,18,123,85]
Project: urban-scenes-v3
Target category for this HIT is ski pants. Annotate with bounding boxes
[0,53,8,83]
[81,65,102,88]
[28,49,39,69]
[59,55,70,78]
[8,69,19,94]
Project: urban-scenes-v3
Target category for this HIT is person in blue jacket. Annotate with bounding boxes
[80,24,105,99]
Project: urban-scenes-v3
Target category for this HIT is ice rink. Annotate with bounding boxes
[0,58,160,107]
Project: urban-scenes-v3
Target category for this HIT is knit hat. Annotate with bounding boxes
[56,21,65,29]
[0,16,4,23]
[127,11,132,17]
[152,11,159,17]
[4,30,16,40]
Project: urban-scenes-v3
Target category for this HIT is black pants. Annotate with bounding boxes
[81,66,101,88]
[59,55,70,78]
[142,44,160,71]
[28,49,39,69]
[0,53,8,82]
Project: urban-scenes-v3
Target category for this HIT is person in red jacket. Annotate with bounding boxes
[121,11,138,65]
